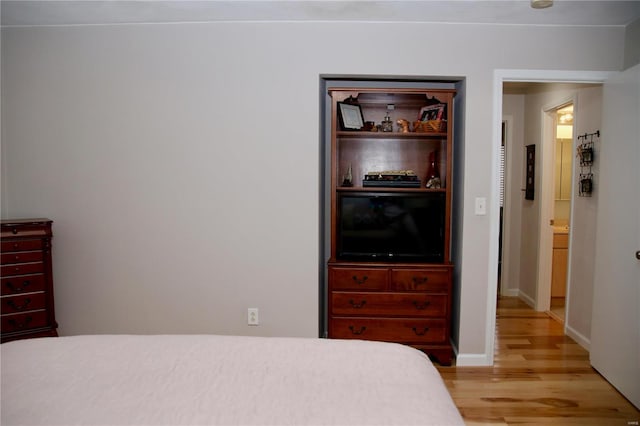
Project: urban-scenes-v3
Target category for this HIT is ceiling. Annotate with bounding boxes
[2,0,640,27]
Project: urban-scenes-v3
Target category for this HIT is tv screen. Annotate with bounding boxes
[337,192,445,262]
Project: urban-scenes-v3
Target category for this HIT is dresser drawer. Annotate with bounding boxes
[1,275,45,296]
[330,317,447,344]
[390,268,450,292]
[2,293,46,314]
[1,262,44,277]
[1,221,51,238]
[329,267,387,291]
[1,239,43,253]
[553,233,569,248]
[331,292,447,317]
[1,251,43,265]
[1,310,48,333]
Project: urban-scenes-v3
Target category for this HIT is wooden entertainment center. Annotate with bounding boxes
[327,88,455,365]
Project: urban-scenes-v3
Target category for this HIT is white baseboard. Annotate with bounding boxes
[501,288,519,297]
[518,291,536,308]
[565,324,591,351]
[455,353,493,366]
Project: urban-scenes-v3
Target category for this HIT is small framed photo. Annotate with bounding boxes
[419,104,446,122]
[337,102,364,130]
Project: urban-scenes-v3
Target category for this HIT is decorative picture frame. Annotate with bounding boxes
[419,104,446,122]
[337,102,364,130]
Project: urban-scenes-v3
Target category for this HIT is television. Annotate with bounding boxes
[337,192,446,263]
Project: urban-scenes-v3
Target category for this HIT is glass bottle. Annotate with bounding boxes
[382,113,393,132]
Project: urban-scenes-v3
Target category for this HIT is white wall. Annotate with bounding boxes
[0,21,626,360]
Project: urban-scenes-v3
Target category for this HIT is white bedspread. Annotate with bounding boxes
[1,335,463,426]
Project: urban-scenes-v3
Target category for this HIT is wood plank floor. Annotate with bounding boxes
[437,297,640,425]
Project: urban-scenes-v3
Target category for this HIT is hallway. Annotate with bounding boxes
[437,297,639,425]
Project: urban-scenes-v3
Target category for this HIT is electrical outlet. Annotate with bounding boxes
[247,308,259,326]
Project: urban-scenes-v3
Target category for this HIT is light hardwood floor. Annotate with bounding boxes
[437,297,640,425]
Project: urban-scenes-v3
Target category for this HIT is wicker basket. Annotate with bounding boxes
[413,120,446,133]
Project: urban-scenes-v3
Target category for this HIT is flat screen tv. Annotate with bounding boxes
[337,192,445,263]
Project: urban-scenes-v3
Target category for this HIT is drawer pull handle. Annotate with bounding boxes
[348,299,367,309]
[11,228,18,235]
[412,327,430,336]
[8,316,32,330]
[5,280,31,293]
[348,325,367,335]
[412,276,428,285]
[413,300,431,310]
[7,298,31,311]
[352,275,368,285]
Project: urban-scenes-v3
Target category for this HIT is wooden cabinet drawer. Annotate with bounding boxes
[2,293,46,314]
[330,317,447,343]
[1,275,46,296]
[1,310,48,333]
[553,233,568,248]
[390,268,450,292]
[1,239,43,253]
[1,251,43,265]
[331,292,447,317]
[329,267,387,291]
[1,221,50,238]
[1,262,44,277]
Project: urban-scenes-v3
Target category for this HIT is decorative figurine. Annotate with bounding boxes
[342,164,353,187]
[425,151,441,189]
[397,119,410,133]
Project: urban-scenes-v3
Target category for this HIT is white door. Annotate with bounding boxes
[590,63,640,409]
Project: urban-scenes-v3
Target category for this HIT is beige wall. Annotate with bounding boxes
[0,21,626,362]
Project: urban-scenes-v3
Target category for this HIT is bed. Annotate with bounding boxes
[1,334,464,425]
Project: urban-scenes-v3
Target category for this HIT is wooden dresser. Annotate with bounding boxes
[328,263,454,365]
[1,219,58,343]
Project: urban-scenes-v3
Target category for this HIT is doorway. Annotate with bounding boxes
[494,76,607,363]
[548,103,573,324]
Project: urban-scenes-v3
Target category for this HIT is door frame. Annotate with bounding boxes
[536,96,576,314]
[487,70,615,365]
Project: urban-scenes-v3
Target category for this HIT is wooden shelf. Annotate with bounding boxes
[337,131,447,139]
[336,186,446,193]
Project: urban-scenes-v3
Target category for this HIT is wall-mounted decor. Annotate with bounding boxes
[577,130,599,197]
[525,144,535,200]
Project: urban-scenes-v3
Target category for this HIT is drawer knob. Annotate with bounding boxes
[7,298,31,311]
[352,275,368,285]
[413,300,431,310]
[348,299,367,309]
[348,325,367,335]
[5,280,31,292]
[11,228,18,235]
[412,326,430,336]
[8,316,32,330]
[412,276,428,285]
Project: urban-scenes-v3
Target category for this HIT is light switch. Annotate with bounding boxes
[475,197,487,215]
